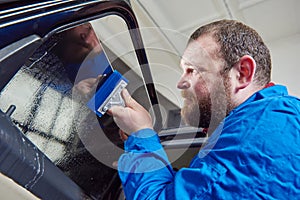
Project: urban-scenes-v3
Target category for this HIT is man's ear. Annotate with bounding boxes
[234,55,256,89]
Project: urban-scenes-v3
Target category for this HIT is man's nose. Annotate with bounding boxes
[177,76,190,89]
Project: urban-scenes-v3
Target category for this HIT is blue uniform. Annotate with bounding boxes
[118,85,300,199]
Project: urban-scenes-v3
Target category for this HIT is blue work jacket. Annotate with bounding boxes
[118,85,300,199]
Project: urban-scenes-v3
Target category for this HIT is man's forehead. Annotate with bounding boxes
[181,39,215,67]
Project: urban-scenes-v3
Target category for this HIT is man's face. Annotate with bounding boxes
[62,23,102,63]
[177,35,231,128]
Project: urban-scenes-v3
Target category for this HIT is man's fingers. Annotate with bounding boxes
[107,105,123,116]
[97,74,106,80]
[108,89,153,133]
[121,89,144,111]
[121,89,132,107]
[77,85,89,94]
[119,129,129,141]
[84,77,96,84]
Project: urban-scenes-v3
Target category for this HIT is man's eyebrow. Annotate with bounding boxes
[181,60,194,66]
[182,62,202,70]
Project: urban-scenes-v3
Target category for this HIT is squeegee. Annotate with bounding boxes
[87,70,128,117]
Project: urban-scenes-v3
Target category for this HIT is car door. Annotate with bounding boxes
[0,1,208,199]
[0,1,159,199]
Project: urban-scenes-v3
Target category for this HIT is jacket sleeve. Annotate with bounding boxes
[117,128,227,200]
[118,128,175,199]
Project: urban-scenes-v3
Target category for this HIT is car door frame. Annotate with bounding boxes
[0,1,161,199]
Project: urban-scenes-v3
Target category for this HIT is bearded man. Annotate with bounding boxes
[108,19,300,199]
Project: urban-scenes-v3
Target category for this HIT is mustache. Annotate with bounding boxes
[181,91,193,98]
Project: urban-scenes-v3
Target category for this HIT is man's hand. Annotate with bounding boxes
[73,75,103,102]
[108,89,153,135]
[74,76,100,96]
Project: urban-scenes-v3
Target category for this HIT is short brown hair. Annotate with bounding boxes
[189,19,271,86]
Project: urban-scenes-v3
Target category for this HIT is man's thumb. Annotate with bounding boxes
[121,88,141,109]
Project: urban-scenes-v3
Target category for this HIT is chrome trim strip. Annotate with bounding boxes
[0,34,41,62]
[0,0,74,19]
[159,126,205,137]
[161,138,207,148]
[0,0,101,29]
[0,0,69,16]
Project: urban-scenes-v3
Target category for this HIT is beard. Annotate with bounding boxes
[181,74,233,129]
[181,91,211,128]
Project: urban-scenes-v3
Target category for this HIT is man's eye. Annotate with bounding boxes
[186,68,195,74]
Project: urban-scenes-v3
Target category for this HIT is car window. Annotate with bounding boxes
[0,17,132,199]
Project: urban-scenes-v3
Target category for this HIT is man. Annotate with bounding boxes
[108,20,300,199]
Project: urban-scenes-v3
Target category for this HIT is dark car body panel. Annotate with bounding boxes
[0,1,156,199]
[0,108,89,199]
